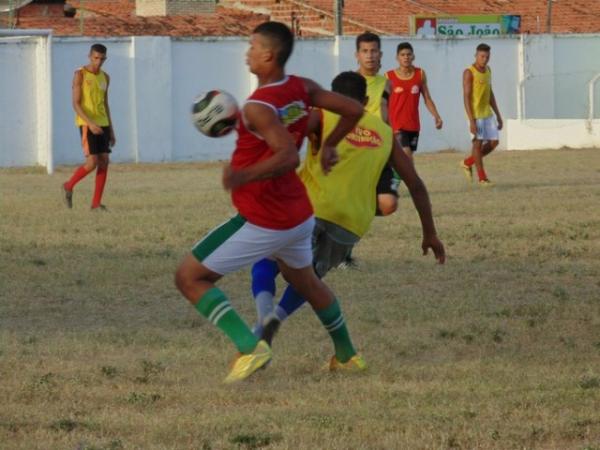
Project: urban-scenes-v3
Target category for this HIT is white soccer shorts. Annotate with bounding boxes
[192,214,315,275]
[472,116,499,141]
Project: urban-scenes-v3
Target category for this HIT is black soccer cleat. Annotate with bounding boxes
[62,185,73,209]
[260,314,281,347]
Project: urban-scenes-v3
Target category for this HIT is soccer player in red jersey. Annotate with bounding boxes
[386,42,443,164]
[174,22,366,382]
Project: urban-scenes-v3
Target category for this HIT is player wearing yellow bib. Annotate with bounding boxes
[354,32,399,217]
[62,43,115,210]
[252,72,445,348]
[461,43,503,186]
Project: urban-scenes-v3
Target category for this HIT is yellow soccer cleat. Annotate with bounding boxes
[328,354,367,372]
[478,179,494,187]
[224,340,272,383]
[460,161,473,183]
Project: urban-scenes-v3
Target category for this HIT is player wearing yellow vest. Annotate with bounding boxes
[62,43,115,210]
[354,32,400,218]
[251,72,445,347]
[462,43,503,186]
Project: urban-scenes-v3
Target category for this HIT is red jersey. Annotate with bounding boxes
[231,75,313,230]
[386,67,423,132]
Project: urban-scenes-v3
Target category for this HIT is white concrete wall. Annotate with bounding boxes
[553,35,600,119]
[0,37,40,167]
[508,119,600,150]
[1,33,599,169]
[521,34,555,119]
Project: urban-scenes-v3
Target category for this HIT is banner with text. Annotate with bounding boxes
[411,15,521,37]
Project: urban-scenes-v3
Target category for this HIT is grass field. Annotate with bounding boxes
[1,148,600,450]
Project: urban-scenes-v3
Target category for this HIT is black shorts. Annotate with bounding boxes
[376,164,400,197]
[396,130,420,153]
[79,126,112,155]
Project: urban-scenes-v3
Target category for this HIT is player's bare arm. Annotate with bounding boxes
[306,109,323,149]
[422,71,443,129]
[104,73,116,147]
[72,70,102,135]
[302,77,363,173]
[389,138,445,264]
[222,102,299,190]
[463,69,476,135]
[490,89,503,130]
[380,79,391,124]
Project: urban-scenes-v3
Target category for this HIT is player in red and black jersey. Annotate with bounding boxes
[386,42,443,164]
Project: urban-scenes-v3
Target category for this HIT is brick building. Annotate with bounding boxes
[2,0,600,36]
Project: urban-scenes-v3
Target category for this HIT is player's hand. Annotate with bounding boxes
[435,116,443,130]
[469,119,477,135]
[422,234,446,264]
[497,117,503,130]
[89,124,103,135]
[222,165,246,190]
[320,144,339,174]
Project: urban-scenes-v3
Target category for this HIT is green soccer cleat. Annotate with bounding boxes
[460,161,473,183]
[224,340,272,383]
[328,354,367,372]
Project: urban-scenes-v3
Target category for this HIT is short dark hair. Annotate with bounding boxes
[331,71,366,103]
[476,43,491,52]
[253,21,294,66]
[356,32,380,51]
[90,43,107,54]
[396,42,413,54]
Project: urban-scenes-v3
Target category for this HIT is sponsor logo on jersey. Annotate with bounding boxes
[345,126,383,148]
[394,86,404,94]
[278,101,307,126]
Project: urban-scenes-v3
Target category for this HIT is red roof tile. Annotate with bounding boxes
[7,0,600,36]
[12,1,268,36]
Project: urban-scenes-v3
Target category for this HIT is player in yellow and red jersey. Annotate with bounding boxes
[62,43,115,211]
[461,43,503,186]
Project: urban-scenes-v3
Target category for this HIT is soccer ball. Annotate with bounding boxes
[191,90,239,137]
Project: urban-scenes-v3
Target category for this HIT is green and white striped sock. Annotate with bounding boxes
[195,287,258,354]
[314,299,356,363]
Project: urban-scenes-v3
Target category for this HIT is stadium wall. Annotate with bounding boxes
[1,34,599,169]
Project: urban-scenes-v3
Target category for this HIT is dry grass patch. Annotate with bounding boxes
[1,149,600,449]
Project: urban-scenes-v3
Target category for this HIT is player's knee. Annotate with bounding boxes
[174,265,192,294]
[98,158,109,170]
[489,140,499,150]
[377,197,398,216]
